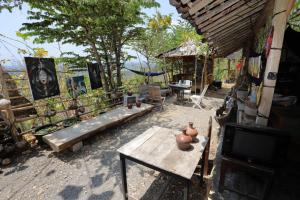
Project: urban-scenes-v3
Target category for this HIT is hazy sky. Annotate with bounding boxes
[0,0,180,66]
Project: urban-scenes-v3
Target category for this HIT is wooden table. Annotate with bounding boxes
[117,126,208,200]
[168,84,191,103]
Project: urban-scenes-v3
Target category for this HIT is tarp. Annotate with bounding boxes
[125,68,165,77]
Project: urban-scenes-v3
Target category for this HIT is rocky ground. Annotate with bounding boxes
[0,97,224,200]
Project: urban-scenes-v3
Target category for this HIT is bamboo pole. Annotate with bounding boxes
[256,0,294,126]
[194,55,197,94]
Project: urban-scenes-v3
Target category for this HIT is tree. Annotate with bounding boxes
[0,0,22,12]
[132,12,172,71]
[20,0,158,92]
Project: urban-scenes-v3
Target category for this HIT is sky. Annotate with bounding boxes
[0,0,180,67]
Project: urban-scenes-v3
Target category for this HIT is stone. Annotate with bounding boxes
[69,141,83,152]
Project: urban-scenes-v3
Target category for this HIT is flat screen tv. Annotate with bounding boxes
[222,123,290,167]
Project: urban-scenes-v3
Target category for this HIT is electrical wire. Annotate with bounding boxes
[0,40,24,66]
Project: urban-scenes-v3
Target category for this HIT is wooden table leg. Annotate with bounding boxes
[184,179,190,200]
[120,154,128,200]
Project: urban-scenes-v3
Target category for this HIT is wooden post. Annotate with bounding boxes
[241,40,251,76]
[227,59,231,81]
[256,0,294,126]
[203,116,212,176]
[194,55,197,94]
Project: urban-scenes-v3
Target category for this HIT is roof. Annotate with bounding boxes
[170,0,268,57]
[157,40,199,58]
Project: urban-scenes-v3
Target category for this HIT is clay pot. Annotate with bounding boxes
[176,129,192,151]
[127,104,133,109]
[136,100,141,108]
[186,122,198,142]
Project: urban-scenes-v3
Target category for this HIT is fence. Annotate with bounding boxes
[0,65,124,138]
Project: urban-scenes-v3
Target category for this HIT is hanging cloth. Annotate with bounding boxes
[125,68,165,77]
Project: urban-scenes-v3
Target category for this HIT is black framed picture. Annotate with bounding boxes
[66,76,87,98]
[87,63,102,90]
[25,57,60,100]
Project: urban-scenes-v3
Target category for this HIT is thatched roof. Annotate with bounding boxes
[169,0,269,57]
[157,40,198,58]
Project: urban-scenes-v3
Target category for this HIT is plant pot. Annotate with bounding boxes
[176,129,192,151]
[127,91,133,96]
[127,104,133,109]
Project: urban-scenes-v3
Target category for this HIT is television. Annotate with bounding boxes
[222,123,290,167]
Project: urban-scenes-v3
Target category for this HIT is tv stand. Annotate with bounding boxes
[219,156,274,200]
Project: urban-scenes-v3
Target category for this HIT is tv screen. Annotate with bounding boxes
[222,123,290,167]
[232,130,276,163]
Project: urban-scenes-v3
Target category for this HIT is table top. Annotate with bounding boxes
[118,126,208,180]
[168,84,191,90]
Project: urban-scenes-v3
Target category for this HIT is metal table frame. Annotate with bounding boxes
[168,84,192,103]
[119,147,206,200]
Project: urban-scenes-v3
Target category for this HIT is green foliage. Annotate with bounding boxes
[289,0,300,32]
[20,0,159,91]
[0,0,22,12]
[168,20,203,47]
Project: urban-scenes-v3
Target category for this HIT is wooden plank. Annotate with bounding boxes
[189,0,215,15]
[192,0,225,19]
[181,0,191,5]
[119,126,208,180]
[43,104,154,152]
[169,0,181,7]
[208,26,252,45]
[194,0,240,24]
[213,32,252,48]
[205,12,260,38]
[118,126,161,156]
[256,0,293,125]
[201,1,265,32]
[198,0,263,28]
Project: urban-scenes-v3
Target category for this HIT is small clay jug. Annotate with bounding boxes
[186,122,198,142]
[176,129,192,151]
[136,100,141,108]
[127,104,133,109]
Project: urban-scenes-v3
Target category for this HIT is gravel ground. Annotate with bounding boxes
[0,98,223,200]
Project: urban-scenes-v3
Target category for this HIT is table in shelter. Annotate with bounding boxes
[117,126,208,200]
[168,84,191,103]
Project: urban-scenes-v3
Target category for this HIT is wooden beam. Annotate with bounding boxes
[256,0,294,125]
[181,0,191,5]
[209,26,252,43]
[169,0,181,7]
[205,18,253,40]
[194,0,240,25]
[189,0,215,15]
[214,34,251,52]
[196,0,265,28]
[201,1,265,32]
[205,13,259,38]
[192,0,225,19]
[213,32,252,49]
